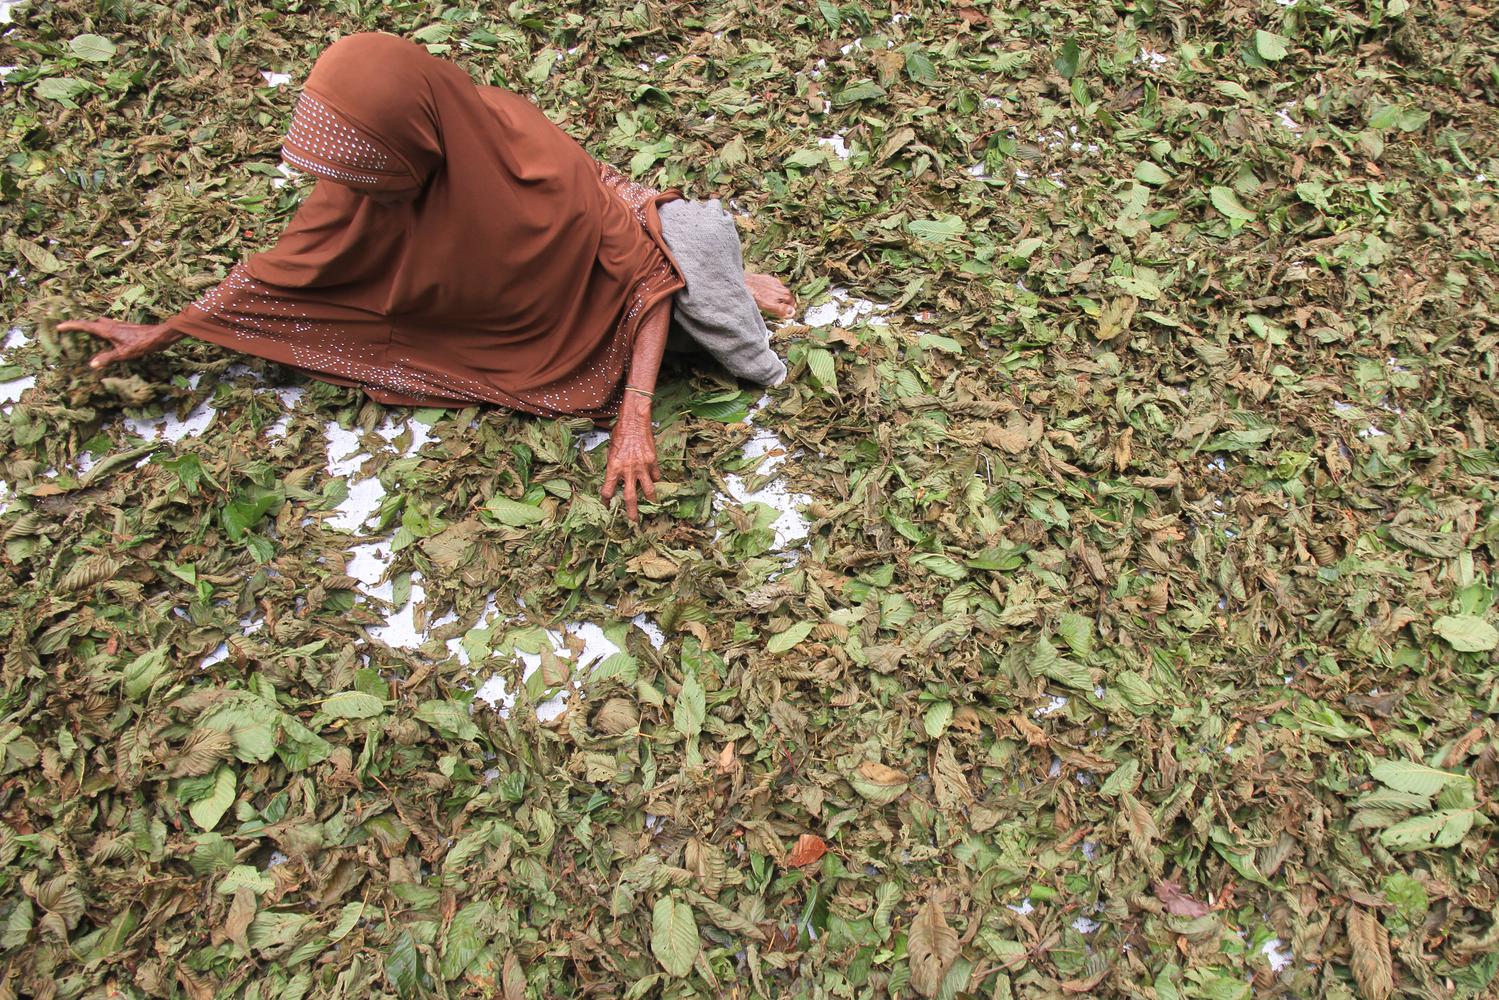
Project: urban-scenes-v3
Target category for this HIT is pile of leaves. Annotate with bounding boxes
[2,0,1498,997]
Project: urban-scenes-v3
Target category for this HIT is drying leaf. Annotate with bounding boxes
[1346,907,1395,1000]
[1154,880,1211,917]
[650,896,700,978]
[786,834,827,868]
[849,762,909,805]
[907,898,959,997]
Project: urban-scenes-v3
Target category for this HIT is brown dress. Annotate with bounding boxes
[163,33,684,420]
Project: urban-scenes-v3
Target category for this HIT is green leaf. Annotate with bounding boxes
[817,0,841,31]
[328,902,365,942]
[387,931,421,997]
[247,910,312,954]
[84,906,139,961]
[904,47,938,83]
[440,901,493,980]
[916,334,963,354]
[906,216,967,242]
[485,494,547,527]
[1100,758,1141,797]
[221,491,281,542]
[523,47,558,85]
[34,77,91,103]
[1253,30,1289,62]
[1209,186,1257,221]
[188,765,237,831]
[768,621,814,654]
[0,899,33,951]
[673,669,705,738]
[1432,614,1498,652]
[219,865,275,896]
[322,691,386,719]
[69,33,118,62]
[688,389,755,423]
[785,147,830,169]
[1134,161,1172,186]
[1379,809,1476,852]
[123,645,170,700]
[1012,237,1045,260]
[807,348,837,393]
[1107,273,1163,300]
[650,896,700,978]
[191,834,236,875]
[834,80,886,105]
[1054,37,1082,79]
[1029,636,1094,692]
[922,701,953,739]
[415,700,479,742]
[1056,613,1095,656]
[1371,760,1471,796]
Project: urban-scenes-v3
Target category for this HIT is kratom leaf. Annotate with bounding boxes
[188,765,236,831]
[1253,30,1290,62]
[485,494,547,527]
[322,691,386,719]
[1054,37,1082,79]
[1370,759,1470,797]
[386,932,421,997]
[907,898,959,997]
[650,896,699,978]
[1209,186,1257,220]
[1379,809,1476,852]
[1346,907,1394,1000]
[1432,614,1498,652]
[4,2,1497,993]
[1134,161,1171,186]
[122,646,170,700]
[69,33,118,62]
[415,700,479,741]
[767,621,813,653]
[440,901,493,981]
[806,348,837,393]
[673,669,704,738]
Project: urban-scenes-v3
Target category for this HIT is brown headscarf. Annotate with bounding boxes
[165,32,683,419]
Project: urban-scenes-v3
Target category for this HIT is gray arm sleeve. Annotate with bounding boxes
[657,198,787,387]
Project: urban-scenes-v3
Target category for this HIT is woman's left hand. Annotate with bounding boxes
[602,393,661,522]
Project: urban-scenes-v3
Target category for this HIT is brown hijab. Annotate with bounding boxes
[166,32,683,419]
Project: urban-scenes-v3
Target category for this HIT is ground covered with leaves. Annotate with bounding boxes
[2,0,1498,997]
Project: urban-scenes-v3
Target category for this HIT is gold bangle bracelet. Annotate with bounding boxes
[624,385,654,399]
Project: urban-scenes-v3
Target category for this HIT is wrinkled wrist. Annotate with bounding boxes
[618,390,653,424]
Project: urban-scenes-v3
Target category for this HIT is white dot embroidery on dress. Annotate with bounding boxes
[284,93,391,172]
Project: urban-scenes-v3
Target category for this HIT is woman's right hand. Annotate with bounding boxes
[55,319,184,370]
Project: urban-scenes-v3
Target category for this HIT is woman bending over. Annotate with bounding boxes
[61,33,794,520]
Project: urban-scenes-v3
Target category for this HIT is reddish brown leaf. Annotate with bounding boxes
[1154,880,1211,917]
[786,833,827,868]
